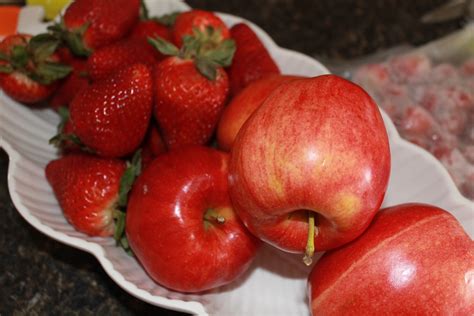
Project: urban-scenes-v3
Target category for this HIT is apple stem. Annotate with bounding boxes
[303,212,316,266]
[204,209,226,224]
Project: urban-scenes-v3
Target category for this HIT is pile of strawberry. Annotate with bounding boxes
[1,0,282,291]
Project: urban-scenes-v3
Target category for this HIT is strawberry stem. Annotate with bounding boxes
[303,212,316,266]
[118,149,142,207]
[148,36,179,56]
[113,209,134,256]
[48,19,91,57]
[148,26,235,81]
[155,12,179,26]
[139,0,149,20]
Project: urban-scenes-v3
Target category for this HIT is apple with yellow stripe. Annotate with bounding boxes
[308,203,474,315]
[228,74,390,264]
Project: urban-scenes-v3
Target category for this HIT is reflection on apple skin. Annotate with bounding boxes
[387,250,417,289]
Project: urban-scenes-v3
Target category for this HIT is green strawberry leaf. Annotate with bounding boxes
[33,61,72,85]
[64,24,91,57]
[49,133,81,147]
[57,106,70,131]
[195,57,218,81]
[113,150,142,257]
[0,51,9,61]
[148,36,179,56]
[113,210,126,243]
[139,0,149,20]
[155,12,179,27]
[28,33,61,62]
[49,109,88,150]
[10,45,29,69]
[179,26,236,79]
[49,18,91,57]
[203,38,236,67]
[118,149,142,207]
[0,64,13,73]
[112,210,134,256]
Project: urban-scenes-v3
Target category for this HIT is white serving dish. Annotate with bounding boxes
[0,1,472,315]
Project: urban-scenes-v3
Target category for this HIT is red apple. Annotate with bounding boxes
[217,74,301,151]
[308,203,474,315]
[126,145,260,292]
[229,74,390,264]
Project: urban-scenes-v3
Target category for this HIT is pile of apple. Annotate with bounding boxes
[1,0,472,314]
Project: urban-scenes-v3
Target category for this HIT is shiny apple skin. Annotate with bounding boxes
[126,146,259,293]
[217,74,301,151]
[308,203,474,315]
[229,74,390,252]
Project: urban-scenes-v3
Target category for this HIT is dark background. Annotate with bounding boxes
[0,0,466,315]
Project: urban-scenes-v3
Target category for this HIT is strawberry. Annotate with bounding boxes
[50,57,89,109]
[69,63,153,157]
[46,151,141,244]
[129,20,171,61]
[149,30,235,148]
[172,10,230,47]
[0,34,72,104]
[228,23,280,96]
[46,154,126,236]
[49,107,85,153]
[140,122,167,169]
[128,1,176,61]
[87,38,157,81]
[131,20,171,43]
[48,0,140,56]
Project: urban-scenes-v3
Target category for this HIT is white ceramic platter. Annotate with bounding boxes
[0,1,473,315]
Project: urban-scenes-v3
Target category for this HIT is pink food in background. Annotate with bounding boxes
[353,52,474,200]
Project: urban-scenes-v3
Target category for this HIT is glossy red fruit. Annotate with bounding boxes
[61,0,140,54]
[154,57,229,148]
[70,63,153,157]
[228,23,280,96]
[87,38,158,81]
[229,75,390,259]
[46,154,126,236]
[217,74,301,151]
[126,146,259,293]
[172,9,230,47]
[308,203,474,315]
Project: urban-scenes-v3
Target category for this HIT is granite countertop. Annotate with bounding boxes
[0,0,465,315]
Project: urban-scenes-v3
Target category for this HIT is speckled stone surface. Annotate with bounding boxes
[0,0,466,315]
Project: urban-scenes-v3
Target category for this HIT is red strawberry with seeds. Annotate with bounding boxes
[0,33,72,104]
[69,63,153,157]
[87,38,158,81]
[172,10,230,47]
[149,31,235,149]
[46,154,126,237]
[228,23,280,96]
[49,0,140,56]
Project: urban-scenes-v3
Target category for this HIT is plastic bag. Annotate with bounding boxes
[337,23,474,200]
